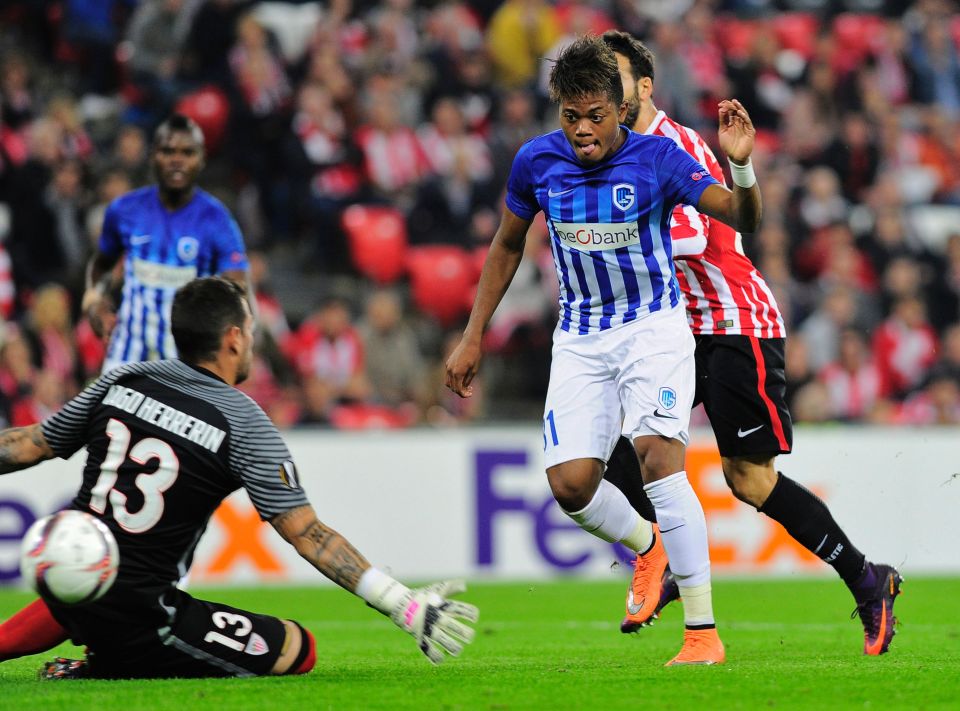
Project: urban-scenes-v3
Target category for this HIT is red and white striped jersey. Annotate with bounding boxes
[646,111,785,338]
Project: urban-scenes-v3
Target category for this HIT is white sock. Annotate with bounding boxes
[674,580,714,626]
[565,479,653,552]
[644,471,714,625]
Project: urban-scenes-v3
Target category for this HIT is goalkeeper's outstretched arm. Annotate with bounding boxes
[271,504,479,664]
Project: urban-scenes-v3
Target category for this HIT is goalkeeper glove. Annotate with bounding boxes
[358,569,479,665]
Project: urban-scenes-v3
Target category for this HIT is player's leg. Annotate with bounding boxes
[57,594,308,679]
[542,332,655,574]
[602,436,657,523]
[706,335,902,654]
[603,435,677,633]
[0,598,69,662]
[270,620,316,675]
[620,309,722,665]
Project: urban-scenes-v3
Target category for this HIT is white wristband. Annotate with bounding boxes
[356,567,410,615]
[729,157,756,188]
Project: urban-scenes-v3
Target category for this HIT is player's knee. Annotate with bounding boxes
[287,623,316,676]
[547,469,596,511]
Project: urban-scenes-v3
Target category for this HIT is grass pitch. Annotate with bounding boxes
[0,576,956,710]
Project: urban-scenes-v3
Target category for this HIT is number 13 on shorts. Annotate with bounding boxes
[543,410,559,450]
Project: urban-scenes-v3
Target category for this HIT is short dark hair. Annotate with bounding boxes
[601,30,655,82]
[548,35,623,107]
[153,113,205,151]
[172,277,248,364]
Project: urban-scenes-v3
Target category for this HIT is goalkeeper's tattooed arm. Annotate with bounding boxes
[271,504,480,664]
[0,425,55,474]
[270,505,369,592]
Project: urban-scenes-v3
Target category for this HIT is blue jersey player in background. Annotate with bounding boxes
[446,36,763,666]
[82,114,250,373]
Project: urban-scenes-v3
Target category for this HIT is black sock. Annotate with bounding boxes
[759,472,865,585]
[603,436,657,523]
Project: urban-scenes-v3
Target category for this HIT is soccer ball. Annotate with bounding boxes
[20,510,120,605]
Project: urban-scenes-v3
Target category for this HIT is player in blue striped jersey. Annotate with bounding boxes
[446,36,762,666]
[82,115,250,373]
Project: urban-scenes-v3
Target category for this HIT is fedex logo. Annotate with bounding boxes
[474,447,821,574]
[475,450,631,570]
[552,221,641,252]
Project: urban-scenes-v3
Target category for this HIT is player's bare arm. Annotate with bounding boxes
[0,425,56,474]
[270,504,370,592]
[271,502,478,665]
[82,250,124,339]
[445,207,532,398]
[696,99,762,233]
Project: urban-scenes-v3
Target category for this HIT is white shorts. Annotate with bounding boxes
[541,307,695,469]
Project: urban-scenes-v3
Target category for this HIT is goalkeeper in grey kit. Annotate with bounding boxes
[0,276,477,678]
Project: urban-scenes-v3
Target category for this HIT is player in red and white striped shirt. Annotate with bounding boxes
[601,31,901,657]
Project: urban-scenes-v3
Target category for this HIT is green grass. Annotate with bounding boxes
[0,577,956,710]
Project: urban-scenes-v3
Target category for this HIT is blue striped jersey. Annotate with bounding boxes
[99,187,248,371]
[505,129,717,334]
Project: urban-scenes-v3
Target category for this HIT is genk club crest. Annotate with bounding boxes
[658,386,677,410]
[177,236,200,261]
[612,183,635,212]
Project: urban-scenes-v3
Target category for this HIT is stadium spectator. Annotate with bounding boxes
[898,366,960,424]
[0,52,36,130]
[282,81,364,262]
[354,75,430,209]
[286,298,371,424]
[357,289,426,410]
[872,295,939,397]
[105,124,151,188]
[818,328,886,421]
[123,0,195,116]
[799,286,862,371]
[485,0,560,88]
[410,96,495,244]
[22,284,79,397]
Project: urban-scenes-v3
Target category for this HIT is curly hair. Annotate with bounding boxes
[548,35,623,107]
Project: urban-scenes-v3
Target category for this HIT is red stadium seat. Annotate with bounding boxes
[713,17,762,62]
[772,13,819,60]
[329,403,415,429]
[175,86,230,155]
[341,205,409,284]
[831,13,885,73]
[406,245,475,327]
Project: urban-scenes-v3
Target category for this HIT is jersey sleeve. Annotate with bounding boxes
[98,200,125,258]
[655,140,718,211]
[504,141,541,220]
[210,206,249,273]
[227,399,309,519]
[41,367,127,459]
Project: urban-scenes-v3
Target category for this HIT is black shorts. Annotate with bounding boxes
[50,588,291,679]
[694,334,793,458]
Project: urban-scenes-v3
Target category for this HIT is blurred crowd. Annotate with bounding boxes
[1,0,960,429]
